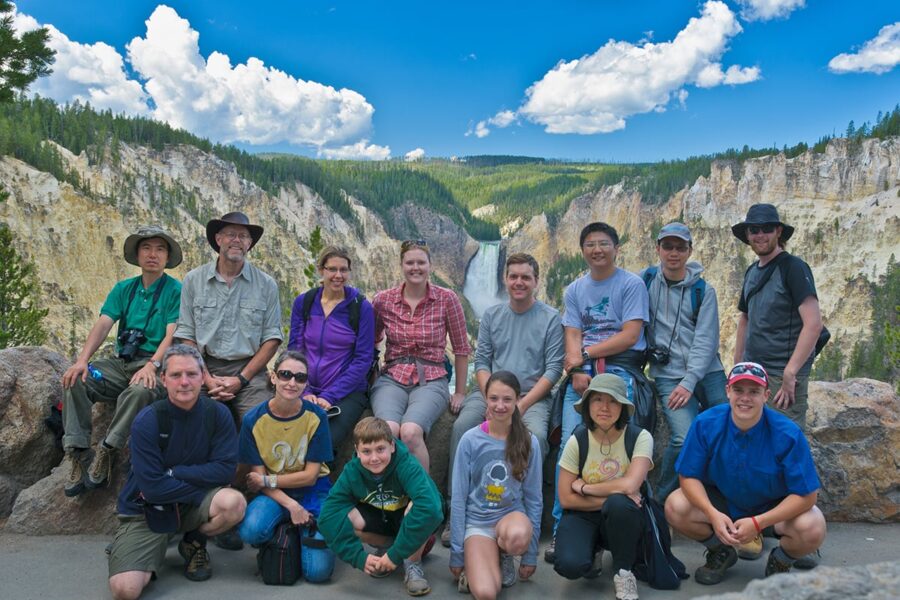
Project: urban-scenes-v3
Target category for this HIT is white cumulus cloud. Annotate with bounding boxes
[404,148,425,161]
[828,22,900,75]
[12,4,384,154]
[319,140,390,160]
[12,8,149,114]
[467,109,519,138]
[736,0,805,22]
[127,6,376,147]
[484,1,758,136]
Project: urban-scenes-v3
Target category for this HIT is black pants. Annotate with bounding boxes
[554,493,643,577]
[328,390,370,450]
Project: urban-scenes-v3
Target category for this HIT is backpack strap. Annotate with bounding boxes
[641,266,658,290]
[689,278,706,323]
[303,288,364,335]
[301,288,319,324]
[623,423,651,497]
[574,424,589,477]
[118,277,142,332]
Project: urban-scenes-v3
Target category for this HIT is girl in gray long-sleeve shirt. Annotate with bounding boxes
[449,371,543,597]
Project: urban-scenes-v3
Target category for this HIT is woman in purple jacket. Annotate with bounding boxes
[289,246,375,449]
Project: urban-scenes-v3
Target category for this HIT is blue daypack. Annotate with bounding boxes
[641,266,706,323]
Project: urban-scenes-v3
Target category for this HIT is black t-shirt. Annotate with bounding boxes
[738,253,818,374]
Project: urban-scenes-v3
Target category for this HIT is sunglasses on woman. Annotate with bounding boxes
[275,369,309,383]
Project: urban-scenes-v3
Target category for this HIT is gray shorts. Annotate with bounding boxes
[108,487,220,577]
[370,375,450,435]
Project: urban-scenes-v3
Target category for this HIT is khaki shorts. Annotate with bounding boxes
[370,375,450,435]
[108,487,221,577]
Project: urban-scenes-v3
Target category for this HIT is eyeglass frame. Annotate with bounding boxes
[275,369,309,384]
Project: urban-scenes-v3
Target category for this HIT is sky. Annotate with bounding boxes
[12,0,900,162]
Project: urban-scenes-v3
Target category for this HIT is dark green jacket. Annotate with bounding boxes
[318,440,443,570]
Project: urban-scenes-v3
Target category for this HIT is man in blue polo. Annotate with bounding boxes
[664,362,826,585]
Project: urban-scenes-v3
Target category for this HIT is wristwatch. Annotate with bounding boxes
[150,360,161,370]
[581,349,591,364]
[237,374,250,389]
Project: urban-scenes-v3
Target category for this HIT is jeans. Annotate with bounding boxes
[551,365,634,534]
[654,370,727,503]
[238,494,335,583]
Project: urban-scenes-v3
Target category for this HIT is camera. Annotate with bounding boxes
[118,328,147,361]
[647,346,670,366]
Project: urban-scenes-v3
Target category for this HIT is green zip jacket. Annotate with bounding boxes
[318,439,443,570]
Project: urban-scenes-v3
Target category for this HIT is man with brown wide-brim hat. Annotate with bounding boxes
[174,211,282,551]
[62,225,184,498]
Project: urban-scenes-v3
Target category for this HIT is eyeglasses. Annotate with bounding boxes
[401,239,428,252]
[323,266,350,274]
[747,224,777,235]
[275,369,309,383]
[583,241,614,249]
[729,363,767,381]
[219,231,252,242]
[660,242,690,253]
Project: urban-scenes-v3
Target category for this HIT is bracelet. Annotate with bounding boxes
[266,475,278,489]
[750,515,762,534]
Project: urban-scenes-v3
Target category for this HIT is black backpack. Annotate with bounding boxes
[573,423,687,589]
[300,288,365,334]
[257,522,302,586]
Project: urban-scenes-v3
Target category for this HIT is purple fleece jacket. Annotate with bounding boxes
[287,286,375,404]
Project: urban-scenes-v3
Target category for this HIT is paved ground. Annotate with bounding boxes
[1,522,897,599]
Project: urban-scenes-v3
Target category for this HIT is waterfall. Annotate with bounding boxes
[463,241,506,318]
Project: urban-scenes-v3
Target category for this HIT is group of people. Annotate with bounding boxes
[58,203,826,600]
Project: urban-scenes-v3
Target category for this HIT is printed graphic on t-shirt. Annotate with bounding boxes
[362,488,409,512]
[470,445,514,510]
[584,457,623,483]
[583,297,615,341]
[270,436,309,472]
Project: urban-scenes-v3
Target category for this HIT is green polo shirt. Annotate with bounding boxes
[100,274,183,355]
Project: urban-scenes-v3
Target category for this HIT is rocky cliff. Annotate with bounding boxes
[507,137,900,362]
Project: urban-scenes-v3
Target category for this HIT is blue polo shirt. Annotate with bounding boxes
[676,404,820,518]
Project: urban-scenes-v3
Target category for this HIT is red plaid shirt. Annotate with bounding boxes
[373,283,471,385]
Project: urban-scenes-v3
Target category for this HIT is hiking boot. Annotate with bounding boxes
[500,553,517,588]
[793,550,820,570]
[764,547,793,577]
[403,560,430,596]
[85,443,115,489]
[613,569,639,600]
[543,536,556,563]
[737,533,763,560]
[213,527,244,551]
[63,449,88,497]
[179,538,211,582]
[440,524,451,548]
[457,571,469,594]
[695,544,738,585]
[584,548,604,579]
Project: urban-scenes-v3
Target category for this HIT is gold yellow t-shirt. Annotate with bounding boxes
[559,428,654,483]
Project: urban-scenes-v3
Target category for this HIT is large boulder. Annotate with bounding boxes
[0,347,67,517]
[808,378,899,523]
[693,560,900,599]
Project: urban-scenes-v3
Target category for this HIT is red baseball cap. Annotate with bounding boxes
[728,362,769,387]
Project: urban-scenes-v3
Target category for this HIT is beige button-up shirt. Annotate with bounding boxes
[175,259,283,360]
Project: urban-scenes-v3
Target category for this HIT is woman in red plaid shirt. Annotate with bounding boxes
[370,240,471,473]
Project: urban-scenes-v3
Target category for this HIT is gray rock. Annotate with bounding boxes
[693,560,900,599]
[0,347,67,517]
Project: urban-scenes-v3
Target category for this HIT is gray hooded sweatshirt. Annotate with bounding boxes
[641,261,724,392]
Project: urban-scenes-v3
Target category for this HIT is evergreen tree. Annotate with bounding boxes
[0,224,48,347]
[0,1,55,103]
[304,226,324,290]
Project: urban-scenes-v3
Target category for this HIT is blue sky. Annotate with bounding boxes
[13,0,900,161]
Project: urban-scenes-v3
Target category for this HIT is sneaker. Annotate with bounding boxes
[737,533,764,560]
[457,571,469,594]
[695,544,738,585]
[764,547,794,577]
[63,449,88,497]
[613,569,639,600]
[86,443,115,489]
[543,536,556,564]
[584,548,604,579]
[403,560,431,596]
[441,524,451,548]
[793,550,820,570]
[178,539,211,582]
[500,553,517,588]
[213,527,244,551]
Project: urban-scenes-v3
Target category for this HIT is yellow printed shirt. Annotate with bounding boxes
[239,399,333,502]
[559,428,654,482]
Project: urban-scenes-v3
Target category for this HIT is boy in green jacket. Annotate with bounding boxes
[319,417,443,596]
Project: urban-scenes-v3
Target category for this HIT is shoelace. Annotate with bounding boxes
[705,547,733,569]
[188,545,209,572]
[405,562,425,581]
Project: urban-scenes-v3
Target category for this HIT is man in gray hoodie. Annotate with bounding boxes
[641,223,726,504]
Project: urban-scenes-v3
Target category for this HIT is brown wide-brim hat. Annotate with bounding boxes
[123,225,183,269]
[731,203,795,244]
[206,212,264,252]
